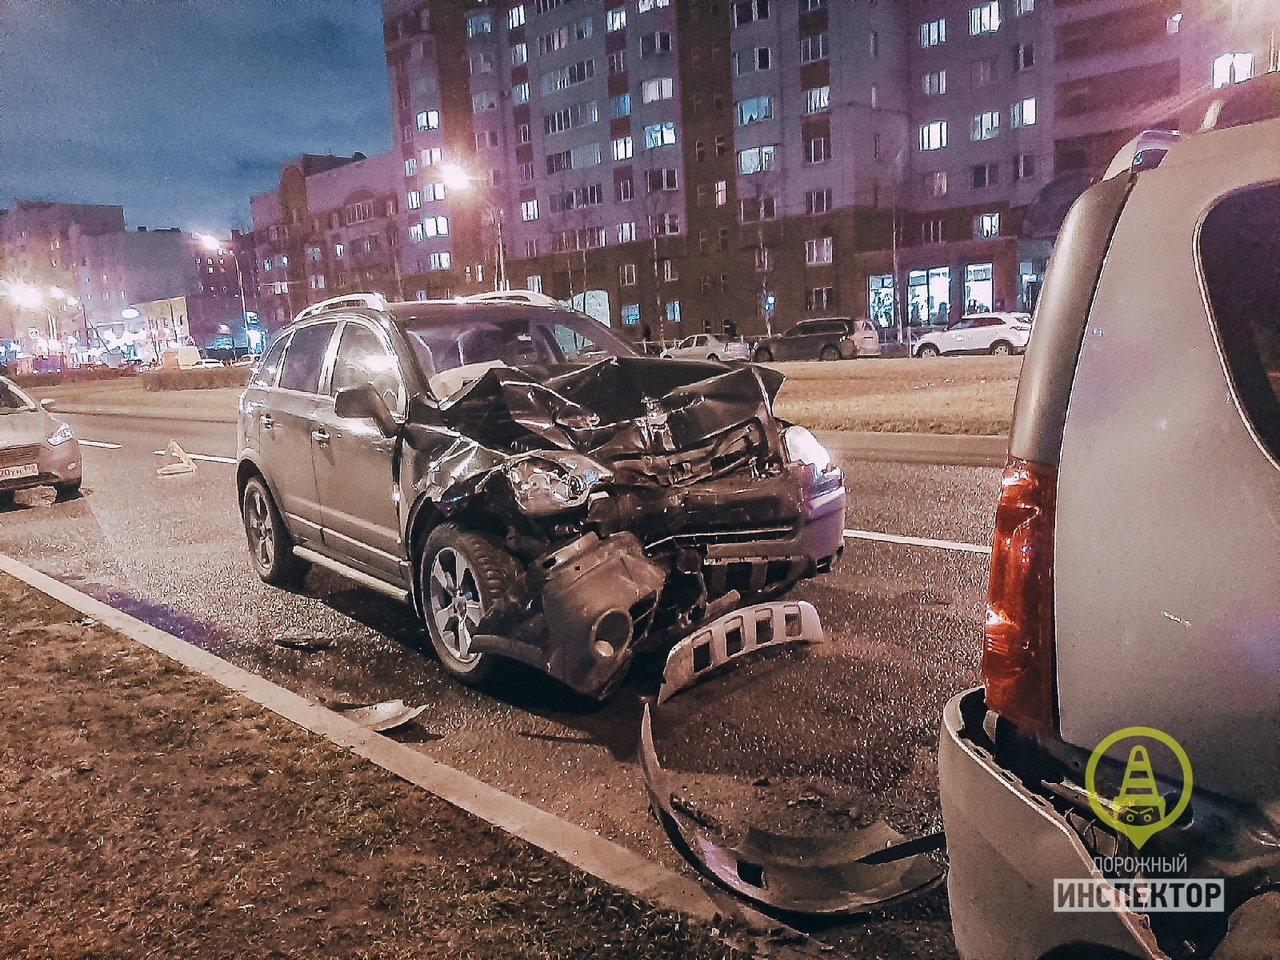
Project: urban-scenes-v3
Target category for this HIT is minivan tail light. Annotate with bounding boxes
[983,457,1058,737]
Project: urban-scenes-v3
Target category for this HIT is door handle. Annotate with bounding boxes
[312,428,330,446]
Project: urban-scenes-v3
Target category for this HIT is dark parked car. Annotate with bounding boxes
[0,376,82,505]
[236,293,846,699]
[752,318,857,362]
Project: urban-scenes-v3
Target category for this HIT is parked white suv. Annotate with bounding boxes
[913,312,1032,357]
[940,75,1280,959]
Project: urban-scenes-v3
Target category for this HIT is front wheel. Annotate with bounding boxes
[706,353,719,362]
[419,524,520,686]
[917,344,940,358]
[989,341,1012,356]
[819,345,840,361]
[241,476,308,587]
[753,347,774,363]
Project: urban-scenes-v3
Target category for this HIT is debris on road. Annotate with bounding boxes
[640,600,944,917]
[331,699,428,732]
[155,439,197,476]
[273,632,333,651]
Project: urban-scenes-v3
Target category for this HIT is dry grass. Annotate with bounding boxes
[34,356,1022,435]
[0,573,738,960]
[770,357,1020,435]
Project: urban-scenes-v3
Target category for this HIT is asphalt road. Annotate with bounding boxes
[0,414,1000,958]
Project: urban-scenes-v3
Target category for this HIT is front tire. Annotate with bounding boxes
[241,476,308,587]
[989,341,1012,356]
[918,343,940,358]
[419,524,520,686]
[819,345,840,361]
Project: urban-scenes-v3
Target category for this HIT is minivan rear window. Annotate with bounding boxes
[1199,181,1280,458]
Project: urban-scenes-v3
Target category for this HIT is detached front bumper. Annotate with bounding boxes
[939,688,1159,960]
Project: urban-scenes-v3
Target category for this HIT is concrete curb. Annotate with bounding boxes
[0,552,724,925]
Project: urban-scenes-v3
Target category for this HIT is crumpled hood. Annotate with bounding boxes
[434,356,786,470]
[0,409,56,447]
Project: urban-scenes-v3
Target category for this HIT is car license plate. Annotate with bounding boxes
[0,463,37,481]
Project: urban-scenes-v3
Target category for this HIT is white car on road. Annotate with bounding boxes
[661,334,750,362]
[913,312,1032,357]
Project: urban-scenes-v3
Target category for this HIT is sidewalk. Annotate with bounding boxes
[0,558,762,959]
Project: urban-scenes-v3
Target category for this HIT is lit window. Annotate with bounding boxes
[512,43,528,67]
[421,147,442,166]
[618,221,637,243]
[969,1,1000,35]
[428,251,452,271]
[407,190,422,210]
[1016,0,1034,14]
[644,122,677,149]
[466,12,491,37]
[512,82,530,105]
[923,70,947,95]
[415,109,440,131]
[737,144,777,174]
[610,94,631,118]
[641,77,674,102]
[1010,97,1037,128]
[920,18,945,47]
[975,212,1000,239]
[638,0,670,10]
[1212,52,1254,88]
[665,300,681,323]
[971,110,1000,141]
[735,95,773,125]
[803,86,830,115]
[607,8,627,31]
[919,120,948,151]
[405,157,417,177]
[508,4,525,29]
[408,223,425,243]
[612,135,634,161]
[527,275,543,293]
[521,199,540,222]
[715,180,727,206]
[621,303,640,325]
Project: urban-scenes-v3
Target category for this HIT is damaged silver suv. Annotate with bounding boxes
[939,76,1280,958]
[236,293,845,699]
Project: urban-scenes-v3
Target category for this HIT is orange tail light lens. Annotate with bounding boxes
[983,457,1058,738]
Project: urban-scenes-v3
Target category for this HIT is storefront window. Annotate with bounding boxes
[908,267,951,326]
[964,263,994,313]
[869,274,895,327]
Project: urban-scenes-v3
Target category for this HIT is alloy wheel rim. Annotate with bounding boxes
[246,489,274,569]
[429,547,483,663]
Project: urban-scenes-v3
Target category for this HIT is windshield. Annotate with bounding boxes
[0,379,36,414]
[402,309,636,384]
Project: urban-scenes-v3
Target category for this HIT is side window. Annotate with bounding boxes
[249,333,291,388]
[1200,181,1280,457]
[331,322,405,417]
[278,322,336,394]
[548,321,606,361]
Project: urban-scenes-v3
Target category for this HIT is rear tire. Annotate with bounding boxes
[753,347,774,362]
[918,344,940,358]
[241,476,308,587]
[419,524,520,687]
[819,345,840,361]
[989,341,1012,356]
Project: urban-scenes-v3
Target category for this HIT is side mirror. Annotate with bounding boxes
[333,383,397,437]
[39,398,56,410]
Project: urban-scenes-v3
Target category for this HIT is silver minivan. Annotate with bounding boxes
[940,75,1280,958]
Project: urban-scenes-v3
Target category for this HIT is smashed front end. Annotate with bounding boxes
[412,356,845,698]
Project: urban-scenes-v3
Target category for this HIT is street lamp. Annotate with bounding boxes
[195,232,251,355]
[439,163,508,291]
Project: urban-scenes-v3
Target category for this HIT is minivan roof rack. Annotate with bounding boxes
[294,292,388,323]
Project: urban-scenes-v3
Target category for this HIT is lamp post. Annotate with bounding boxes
[196,232,251,356]
[440,163,508,291]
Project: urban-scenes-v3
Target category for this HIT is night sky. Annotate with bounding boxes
[0,0,391,234]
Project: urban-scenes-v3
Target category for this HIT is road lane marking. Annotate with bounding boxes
[152,449,236,465]
[844,527,991,555]
[78,439,123,449]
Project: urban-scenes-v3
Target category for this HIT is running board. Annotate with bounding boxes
[293,546,411,603]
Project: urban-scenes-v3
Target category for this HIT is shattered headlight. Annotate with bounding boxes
[47,422,76,446]
[783,425,834,474]
[504,452,611,516]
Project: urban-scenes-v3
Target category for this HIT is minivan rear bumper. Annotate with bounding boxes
[939,688,1161,959]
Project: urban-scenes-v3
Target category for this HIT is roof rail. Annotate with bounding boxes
[294,292,388,323]
[460,289,560,307]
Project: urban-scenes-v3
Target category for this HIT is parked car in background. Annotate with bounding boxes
[846,318,882,357]
[0,376,82,505]
[939,75,1280,960]
[752,318,857,362]
[191,357,226,368]
[237,293,846,701]
[661,333,750,362]
[913,312,1032,357]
